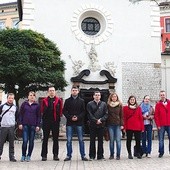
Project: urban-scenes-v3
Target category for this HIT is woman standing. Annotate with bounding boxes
[18,91,41,162]
[123,95,144,159]
[140,95,154,158]
[107,93,123,160]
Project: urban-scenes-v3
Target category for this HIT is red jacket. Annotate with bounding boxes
[41,96,62,121]
[123,106,144,131]
[154,99,170,127]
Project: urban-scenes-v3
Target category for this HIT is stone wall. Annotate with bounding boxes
[122,62,161,105]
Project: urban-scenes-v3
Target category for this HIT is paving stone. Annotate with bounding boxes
[0,139,170,170]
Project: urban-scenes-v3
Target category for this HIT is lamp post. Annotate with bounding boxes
[14,85,19,107]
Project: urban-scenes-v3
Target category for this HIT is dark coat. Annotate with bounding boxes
[41,96,62,122]
[86,100,108,127]
[63,96,85,126]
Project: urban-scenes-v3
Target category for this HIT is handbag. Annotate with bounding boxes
[104,127,110,141]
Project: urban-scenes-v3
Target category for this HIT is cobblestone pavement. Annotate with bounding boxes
[0,139,170,170]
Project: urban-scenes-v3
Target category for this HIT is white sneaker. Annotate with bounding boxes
[147,154,151,158]
[142,154,147,158]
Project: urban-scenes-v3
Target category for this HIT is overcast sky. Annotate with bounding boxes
[0,0,16,3]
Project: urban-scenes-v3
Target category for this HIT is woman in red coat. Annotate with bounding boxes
[123,95,144,159]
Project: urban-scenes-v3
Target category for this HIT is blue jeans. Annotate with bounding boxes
[142,124,152,154]
[158,126,170,155]
[108,125,121,157]
[66,126,85,158]
[22,125,36,157]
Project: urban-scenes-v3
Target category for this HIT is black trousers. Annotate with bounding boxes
[41,121,59,157]
[89,126,104,159]
[126,130,141,155]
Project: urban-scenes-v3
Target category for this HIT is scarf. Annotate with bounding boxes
[140,102,150,114]
[109,101,119,107]
[129,104,137,109]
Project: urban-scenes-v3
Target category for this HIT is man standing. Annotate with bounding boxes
[0,93,18,162]
[41,86,62,161]
[86,91,108,160]
[63,86,88,161]
[155,90,170,158]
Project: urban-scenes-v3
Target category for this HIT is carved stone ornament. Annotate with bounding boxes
[88,45,101,72]
[69,55,85,76]
[104,62,116,77]
[71,69,117,84]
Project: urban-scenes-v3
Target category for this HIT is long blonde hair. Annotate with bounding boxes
[107,92,122,105]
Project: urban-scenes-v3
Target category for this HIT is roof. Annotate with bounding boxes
[0,2,17,7]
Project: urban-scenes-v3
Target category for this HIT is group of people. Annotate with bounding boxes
[0,86,170,162]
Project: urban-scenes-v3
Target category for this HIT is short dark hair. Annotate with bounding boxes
[48,86,55,91]
[7,93,15,98]
[93,91,101,95]
[160,90,165,93]
[71,86,79,90]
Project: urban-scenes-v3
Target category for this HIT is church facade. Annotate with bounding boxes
[20,0,161,104]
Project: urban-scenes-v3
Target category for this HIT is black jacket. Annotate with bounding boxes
[63,96,85,126]
[86,100,108,127]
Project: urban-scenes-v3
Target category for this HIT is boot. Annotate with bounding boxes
[128,153,133,159]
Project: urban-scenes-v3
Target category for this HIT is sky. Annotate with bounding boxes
[0,0,16,3]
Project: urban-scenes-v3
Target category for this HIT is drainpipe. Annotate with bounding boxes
[163,58,167,93]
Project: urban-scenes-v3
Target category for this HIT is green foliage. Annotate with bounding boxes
[0,29,67,105]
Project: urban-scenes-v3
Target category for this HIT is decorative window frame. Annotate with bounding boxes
[12,18,19,29]
[165,18,170,33]
[0,20,5,30]
[71,4,113,45]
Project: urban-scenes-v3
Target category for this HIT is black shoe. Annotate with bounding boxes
[137,154,142,159]
[10,158,17,162]
[116,156,120,160]
[82,157,88,161]
[64,157,71,161]
[89,157,95,161]
[97,157,106,160]
[128,154,133,159]
[109,156,114,160]
[53,156,59,161]
[42,157,47,161]
[158,154,163,158]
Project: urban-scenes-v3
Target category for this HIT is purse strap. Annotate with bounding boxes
[0,104,13,118]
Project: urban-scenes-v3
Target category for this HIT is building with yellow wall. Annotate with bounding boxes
[0,1,20,29]
[0,1,20,103]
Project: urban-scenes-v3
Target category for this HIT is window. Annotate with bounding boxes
[165,18,170,32]
[12,19,19,29]
[81,17,100,36]
[71,5,113,45]
[0,21,5,30]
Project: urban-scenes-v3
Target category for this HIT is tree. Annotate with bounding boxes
[0,29,67,106]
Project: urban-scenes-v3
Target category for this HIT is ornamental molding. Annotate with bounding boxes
[71,4,114,45]
[22,0,34,30]
[150,1,161,37]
